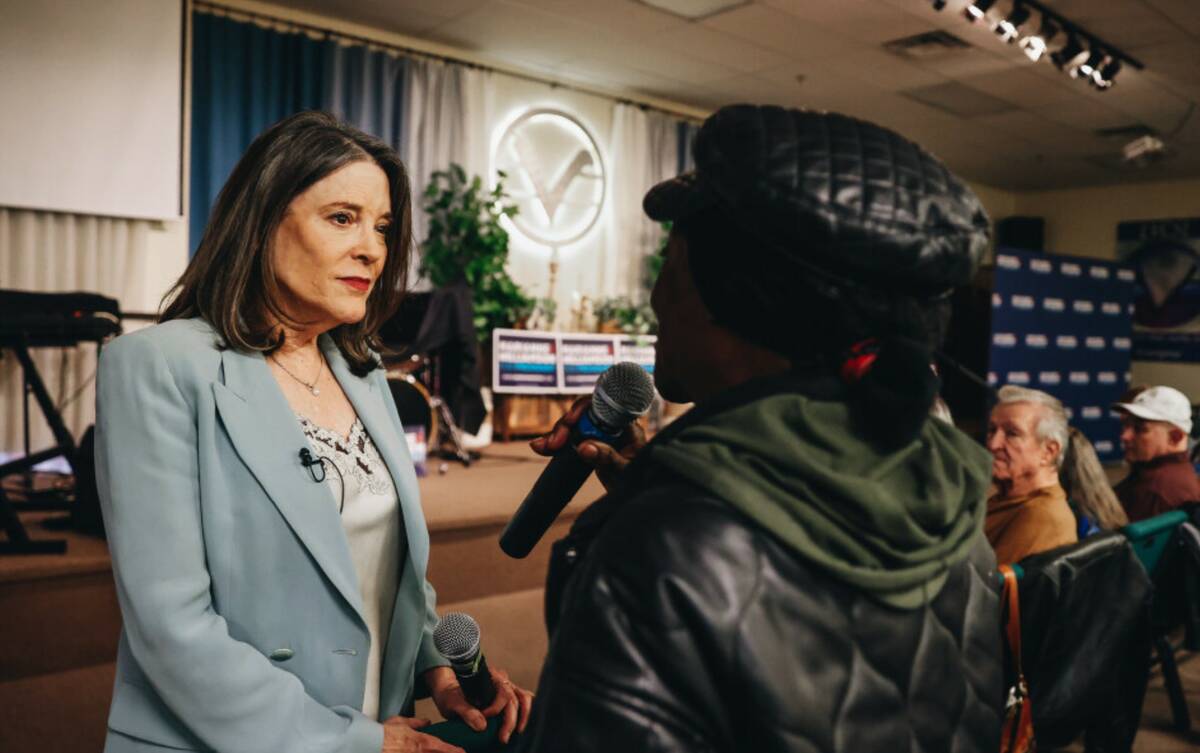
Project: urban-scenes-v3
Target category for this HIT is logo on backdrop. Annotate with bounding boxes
[1117,217,1200,362]
[494,109,606,247]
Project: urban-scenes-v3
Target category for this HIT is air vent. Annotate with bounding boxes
[883,30,971,60]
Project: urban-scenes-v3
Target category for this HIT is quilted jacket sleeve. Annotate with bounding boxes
[516,491,757,753]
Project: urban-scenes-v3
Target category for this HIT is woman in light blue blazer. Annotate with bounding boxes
[96,112,532,753]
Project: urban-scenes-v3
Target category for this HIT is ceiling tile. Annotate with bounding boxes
[654,21,790,73]
[753,62,889,110]
[761,0,935,44]
[1143,0,1200,36]
[427,2,593,67]
[701,4,858,60]
[697,73,808,109]
[959,68,1080,108]
[902,81,1019,118]
[1030,96,1148,133]
[513,0,688,37]
[570,37,741,86]
[815,45,950,90]
[1096,71,1194,135]
[971,111,1108,157]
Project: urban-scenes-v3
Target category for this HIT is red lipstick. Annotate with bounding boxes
[340,277,370,292]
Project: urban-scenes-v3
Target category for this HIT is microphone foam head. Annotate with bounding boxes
[591,362,656,432]
[433,612,481,662]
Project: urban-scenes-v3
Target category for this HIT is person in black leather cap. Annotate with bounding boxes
[520,105,1004,752]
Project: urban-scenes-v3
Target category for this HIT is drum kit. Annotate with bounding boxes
[385,353,474,469]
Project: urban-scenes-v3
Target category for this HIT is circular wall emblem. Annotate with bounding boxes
[493,109,606,247]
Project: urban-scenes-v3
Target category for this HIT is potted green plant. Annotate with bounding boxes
[594,295,657,335]
[593,221,668,335]
[420,164,534,343]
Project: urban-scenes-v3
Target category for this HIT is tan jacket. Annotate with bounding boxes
[986,484,1078,565]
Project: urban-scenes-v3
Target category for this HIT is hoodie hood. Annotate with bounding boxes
[650,390,992,609]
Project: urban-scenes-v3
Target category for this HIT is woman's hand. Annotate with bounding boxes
[529,397,647,492]
[380,716,464,753]
[425,666,534,744]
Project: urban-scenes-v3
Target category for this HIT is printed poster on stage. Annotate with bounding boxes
[492,329,655,394]
[1116,217,1200,362]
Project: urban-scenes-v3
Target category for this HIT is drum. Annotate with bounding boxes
[386,373,439,450]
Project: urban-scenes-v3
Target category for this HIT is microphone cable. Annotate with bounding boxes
[299,447,346,514]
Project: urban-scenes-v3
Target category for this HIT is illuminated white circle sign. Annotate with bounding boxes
[494,109,606,247]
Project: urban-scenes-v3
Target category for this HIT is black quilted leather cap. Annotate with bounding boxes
[644,105,990,293]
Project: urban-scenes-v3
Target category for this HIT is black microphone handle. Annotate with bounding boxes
[499,445,595,559]
[454,652,497,709]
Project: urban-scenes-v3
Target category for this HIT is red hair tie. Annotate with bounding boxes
[840,339,880,383]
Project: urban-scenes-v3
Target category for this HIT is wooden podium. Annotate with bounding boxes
[493,394,577,441]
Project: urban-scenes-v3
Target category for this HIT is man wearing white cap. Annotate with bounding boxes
[1113,385,1200,522]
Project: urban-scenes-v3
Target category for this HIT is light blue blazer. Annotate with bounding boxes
[95,318,445,753]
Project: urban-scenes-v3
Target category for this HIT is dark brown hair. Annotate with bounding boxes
[162,111,411,375]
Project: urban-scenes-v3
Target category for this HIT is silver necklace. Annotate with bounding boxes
[272,352,324,396]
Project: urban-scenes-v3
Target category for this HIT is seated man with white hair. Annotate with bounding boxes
[1113,385,1200,522]
[985,386,1079,564]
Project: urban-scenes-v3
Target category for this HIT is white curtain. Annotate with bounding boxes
[0,208,151,457]
[401,58,493,286]
[602,104,679,300]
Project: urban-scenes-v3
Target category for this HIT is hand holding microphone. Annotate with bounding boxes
[502,363,656,559]
[430,613,532,746]
[528,396,648,491]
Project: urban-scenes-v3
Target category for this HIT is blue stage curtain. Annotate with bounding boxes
[190,12,331,254]
[189,12,407,255]
[326,43,406,149]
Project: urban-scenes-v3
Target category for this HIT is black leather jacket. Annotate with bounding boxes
[517,380,1005,753]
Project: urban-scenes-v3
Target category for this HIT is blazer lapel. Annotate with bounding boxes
[320,338,428,580]
[213,346,366,625]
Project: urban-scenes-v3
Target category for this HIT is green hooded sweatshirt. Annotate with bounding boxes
[650,391,993,609]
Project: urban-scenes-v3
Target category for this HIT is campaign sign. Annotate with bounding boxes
[494,331,558,393]
[492,329,656,395]
[617,337,657,374]
[561,335,618,392]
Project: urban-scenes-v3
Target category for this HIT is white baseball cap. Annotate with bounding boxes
[1113,385,1193,434]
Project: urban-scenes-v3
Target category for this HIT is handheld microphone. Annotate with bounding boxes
[499,362,655,559]
[433,612,495,709]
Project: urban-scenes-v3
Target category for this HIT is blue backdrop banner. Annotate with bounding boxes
[988,248,1135,463]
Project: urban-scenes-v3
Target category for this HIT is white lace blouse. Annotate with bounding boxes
[297,415,405,719]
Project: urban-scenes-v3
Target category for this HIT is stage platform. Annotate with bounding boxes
[0,441,599,753]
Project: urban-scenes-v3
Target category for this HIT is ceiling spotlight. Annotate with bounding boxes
[1074,49,1105,79]
[1093,58,1122,89]
[996,4,1031,43]
[1019,18,1058,61]
[1051,32,1085,70]
[964,0,995,23]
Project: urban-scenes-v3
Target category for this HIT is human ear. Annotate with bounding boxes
[1044,439,1061,468]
